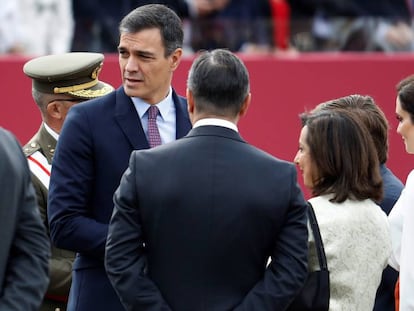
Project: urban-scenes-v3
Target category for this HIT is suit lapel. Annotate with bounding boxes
[172,91,192,139]
[114,88,192,149]
[114,88,149,150]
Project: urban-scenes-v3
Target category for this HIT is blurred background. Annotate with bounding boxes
[2,0,414,197]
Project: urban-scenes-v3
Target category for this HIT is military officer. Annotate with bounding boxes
[22,52,114,311]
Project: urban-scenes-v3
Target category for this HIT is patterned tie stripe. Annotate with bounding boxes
[147,105,162,148]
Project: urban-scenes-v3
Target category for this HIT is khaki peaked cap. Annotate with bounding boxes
[23,52,114,99]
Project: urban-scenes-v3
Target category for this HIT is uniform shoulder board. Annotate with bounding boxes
[23,141,41,157]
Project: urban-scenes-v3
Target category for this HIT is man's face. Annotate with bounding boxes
[118,28,182,104]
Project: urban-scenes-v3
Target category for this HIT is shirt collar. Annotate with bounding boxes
[193,118,238,132]
[44,122,59,140]
[132,86,173,120]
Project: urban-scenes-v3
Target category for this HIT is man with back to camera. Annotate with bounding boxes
[22,52,114,311]
[47,4,192,311]
[105,49,309,311]
[0,127,50,311]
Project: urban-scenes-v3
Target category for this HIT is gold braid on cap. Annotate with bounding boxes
[53,64,102,94]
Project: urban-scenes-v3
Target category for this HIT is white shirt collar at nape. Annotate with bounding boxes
[193,118,238,132]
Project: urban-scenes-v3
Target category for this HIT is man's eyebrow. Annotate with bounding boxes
[136,50,156,57]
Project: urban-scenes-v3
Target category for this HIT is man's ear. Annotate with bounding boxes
[170,48,183,71]
[46,101,64,120]
[186,88,195,114]
[46,101,65,120]
[239,93,251,117]
[186,88,196,125]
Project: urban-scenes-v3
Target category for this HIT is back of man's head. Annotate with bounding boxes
[187,49,250,118]
[311,94,389,164]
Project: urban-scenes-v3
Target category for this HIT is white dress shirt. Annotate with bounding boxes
[131,87,176,145]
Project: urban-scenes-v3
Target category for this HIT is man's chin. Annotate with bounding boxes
[123,85,142,98]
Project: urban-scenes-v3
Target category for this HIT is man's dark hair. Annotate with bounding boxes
[312,94,389,164]
[119,4,183,57]
[187,49,250,117]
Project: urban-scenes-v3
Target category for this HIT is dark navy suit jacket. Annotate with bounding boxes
[106,125,309,311]
[374,165,404,311]
[48,87,191,311]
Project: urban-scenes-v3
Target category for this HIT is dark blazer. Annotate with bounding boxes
[48,87,191,311]
[374,164,404,311]
[0,128,50,310]
[106,125,309,311]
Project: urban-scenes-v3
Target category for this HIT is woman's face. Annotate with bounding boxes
[294,125,316,189]
[396,96,414,154]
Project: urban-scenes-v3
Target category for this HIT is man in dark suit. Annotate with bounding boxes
[0,127,50,310]
[105,49,309,311]
[48,4,192,311]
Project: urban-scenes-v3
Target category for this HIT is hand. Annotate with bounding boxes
[6,43,25,55]
[385,22,414,50]
[191,0,230,16]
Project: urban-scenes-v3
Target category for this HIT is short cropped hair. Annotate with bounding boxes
[187,49,250,117]
[32,88,49,114]
[396,74,414,124]
[301,111,383,203]
[312,94,389,164]
[119,4,183,57]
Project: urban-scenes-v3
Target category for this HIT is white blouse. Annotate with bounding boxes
[309,195,391,311]
[389,170,414,310]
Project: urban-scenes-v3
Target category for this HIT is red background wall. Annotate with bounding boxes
[1,53,414,196]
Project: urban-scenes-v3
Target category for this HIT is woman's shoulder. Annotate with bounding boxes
[309,196,388,225]
[405,169,414,186]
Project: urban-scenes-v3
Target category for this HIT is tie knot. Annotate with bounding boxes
[148,105,159,120]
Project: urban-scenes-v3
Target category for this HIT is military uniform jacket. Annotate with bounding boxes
[23,124,74,300]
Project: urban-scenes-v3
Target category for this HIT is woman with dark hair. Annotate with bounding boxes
[310,94,403,311]
[389,74,414,310]
[294,110,391,310]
